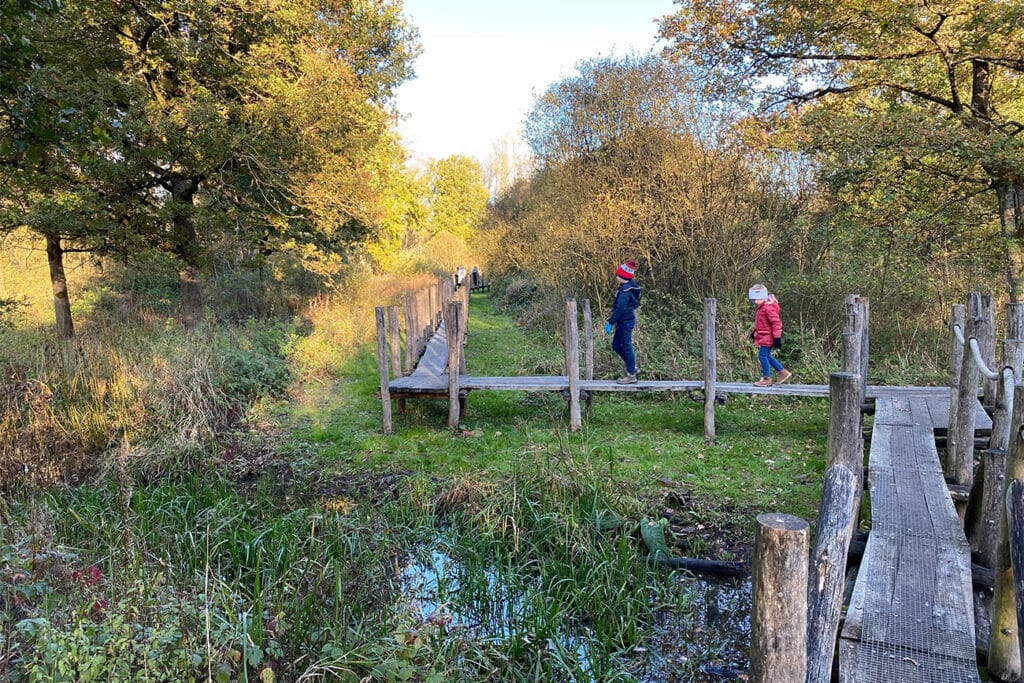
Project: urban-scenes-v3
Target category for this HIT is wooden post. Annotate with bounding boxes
[950,293,982,489]
[946,303,966,479]
[841,299,862,376]
[458,291,468,375]
[446,301,461,430]
[992,303,1024,452]
[845,294,870,398]
[828,372,864,515]
[403,294,416,375]
[374,307,392,434]
[1007,479,1024,668]
[388,306,402,378]
[583,299,594,417]
[981,293,997,407]
[703,297,717,443]
[859,297,869,397]
[565,298,581,432]
[750,512,809,683]
[989,384,1024,680]
[972,448,1009,569]
[806,464,858,683]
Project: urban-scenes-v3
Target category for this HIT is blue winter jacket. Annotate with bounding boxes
[608,280,642,326]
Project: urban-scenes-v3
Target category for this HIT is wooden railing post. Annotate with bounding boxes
[583,299,594,417]
[844,294,870,398]
[990,395,1024,680]
[946,303,966,478]
[841,317,861,377]
[992,304,1024,451]
[828,372,864,515]
[403,293,416,375]
[1007,479,1024,668]
[565,298,581,432]
[750,512,809,683]
[446,301,462,430]
[458,289,468,375]
[388,306,402,378]
[703,297,717,443]
[374,307,392,434]
[806,464,858,683]
[981,293,997,407]
[950,292,983,491]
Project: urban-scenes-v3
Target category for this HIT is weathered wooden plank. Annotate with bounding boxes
[409,321,449,377]
[840,406,980,683]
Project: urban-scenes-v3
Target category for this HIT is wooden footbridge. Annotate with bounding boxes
[373,282,1024,682]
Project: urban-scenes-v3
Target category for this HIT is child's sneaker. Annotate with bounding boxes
[616,373,638,385]
[753,377,772,387]
[776,369,792,384]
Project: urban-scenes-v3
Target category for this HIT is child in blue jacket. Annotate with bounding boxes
[605,261,642,384]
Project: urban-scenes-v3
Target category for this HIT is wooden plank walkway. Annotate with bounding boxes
[838,392,980,682]
[390,363,993,433]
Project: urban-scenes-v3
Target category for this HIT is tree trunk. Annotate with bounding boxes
[996,181,1024,302]
[45,232,75,339]
[171,178,203,327]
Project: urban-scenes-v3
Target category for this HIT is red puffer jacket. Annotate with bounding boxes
[753,296,782,346]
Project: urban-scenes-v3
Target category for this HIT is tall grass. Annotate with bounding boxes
[2,450,725,681]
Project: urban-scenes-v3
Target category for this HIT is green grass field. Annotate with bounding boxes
[2,290,831,682]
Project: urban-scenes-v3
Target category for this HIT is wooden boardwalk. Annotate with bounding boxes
[838,392,981,682]
[388,325,994,680]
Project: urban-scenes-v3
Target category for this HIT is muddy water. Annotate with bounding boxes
[398,548,751,681]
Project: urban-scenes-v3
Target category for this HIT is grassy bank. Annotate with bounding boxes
[2,288,830,681]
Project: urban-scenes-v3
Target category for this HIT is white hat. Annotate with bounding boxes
[748,284,768,301]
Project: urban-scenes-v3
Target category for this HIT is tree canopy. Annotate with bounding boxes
[1,0,420,333]
[660,0,1024,297]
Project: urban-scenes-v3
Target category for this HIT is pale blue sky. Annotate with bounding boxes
[394,0,676,164]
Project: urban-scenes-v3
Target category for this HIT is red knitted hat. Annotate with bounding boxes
[616,261,637,280]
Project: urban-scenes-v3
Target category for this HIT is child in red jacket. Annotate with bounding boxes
[749,284,792,387]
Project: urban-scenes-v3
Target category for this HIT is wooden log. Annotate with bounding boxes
[989,417,1024,680]
[458,291,468,375]
[388,306,402,378]
[446,301,461,430]
[646,554,746,578]
[844,295,870,400]
[973,449,1009,570]
[374,307,392,434]
[583,299,594,417]
[806,464,857,683]
[981,293,997,407]
[991,339,1024,452]
[750,512,809,683]
[828,372,864,511]
[1008,479,1024,669]
[841,299,864,407]
[950,293,983,489]
[403,294,416,375]
[565,298,581,432]
[704,297,717,443]
[947,304,966,480]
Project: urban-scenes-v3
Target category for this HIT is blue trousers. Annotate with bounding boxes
[758,345,784,377]
[612,319,637,375]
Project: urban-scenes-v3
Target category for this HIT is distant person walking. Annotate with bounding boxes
[748,284,791,387]
[471,266,480,288]
[454,265,467,289]
[605,261,642,384]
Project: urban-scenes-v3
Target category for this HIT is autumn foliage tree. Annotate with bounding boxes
[1,0,420,333]
[659,0,1024,298]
